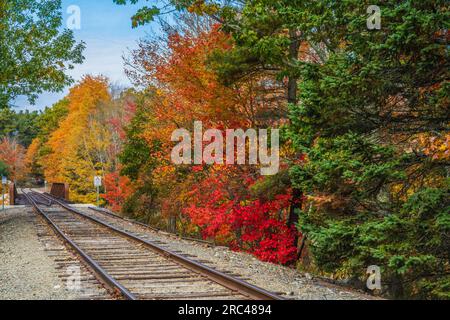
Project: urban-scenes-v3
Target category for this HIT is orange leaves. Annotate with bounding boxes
[66,75,111,114]
[33,75,139,204]
[25,138,40,168]
[42,76,111,183]
[412,132,450,160]
[102,170,134,212]
[0,137,27,181]
[154,28,236,118]
[34,76,115,203]
[133,28,241,165]
[119,24,296,263]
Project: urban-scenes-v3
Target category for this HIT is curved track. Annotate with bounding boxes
[22,189,283,300]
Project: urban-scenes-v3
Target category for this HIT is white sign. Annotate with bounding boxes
[1,176,6,184]
[94,176,102,187]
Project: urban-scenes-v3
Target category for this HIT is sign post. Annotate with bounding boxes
[1,176,7,211]
[94,176,102,207]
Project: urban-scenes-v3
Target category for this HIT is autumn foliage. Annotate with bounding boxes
[102,170,134,212]
[19,23,299,266]
[0,137,27,181]
[26,76,136,204]
[118,20,298,263]
[14,1,449,299]
[184,167,296,263]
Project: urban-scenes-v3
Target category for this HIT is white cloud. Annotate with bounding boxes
[15,37,139,111]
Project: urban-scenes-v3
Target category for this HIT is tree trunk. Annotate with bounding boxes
[287,29,303,249]
[288,187,303,247]
[390,274,404,299]
[287,29,300,106]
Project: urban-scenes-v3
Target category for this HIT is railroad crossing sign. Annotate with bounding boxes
[94,176,102,187]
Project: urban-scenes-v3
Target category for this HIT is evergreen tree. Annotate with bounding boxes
[285,1,449,298]
[0,160,8,177]
[120,0,449,298]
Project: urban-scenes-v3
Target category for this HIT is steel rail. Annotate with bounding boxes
[35,190,283,300]
[87,206,160,232]
[87,206,215,246]
[48,193,214,245]
[22,189,136,300]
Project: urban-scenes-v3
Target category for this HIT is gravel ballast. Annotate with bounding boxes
[1,204,376,300]
[77,206,376,300]
[0,208,76,300]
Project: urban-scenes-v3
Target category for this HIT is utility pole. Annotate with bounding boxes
[1,176,6,211]
[96,185,99,207]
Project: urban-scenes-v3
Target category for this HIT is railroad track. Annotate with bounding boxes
[36,193,215,246]
[88,206,215,246]
[21,189,283,300]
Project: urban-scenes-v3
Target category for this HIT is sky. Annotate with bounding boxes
[15,0,159,111]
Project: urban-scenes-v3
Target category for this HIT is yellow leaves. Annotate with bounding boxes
[152,164,176,185]
[40,76,112,202]
[187,1,219,15]
[412,132,449,160]
[25,138,41,168]
[306,193,349,214]
[67,75,110,114]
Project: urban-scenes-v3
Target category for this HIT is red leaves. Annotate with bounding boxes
[231,196,297,264]
[122,26,299,265]
[101,171,134,212]
[191,165,204,172]
[183,169,297,264]
[0,137,27,181]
